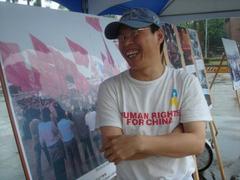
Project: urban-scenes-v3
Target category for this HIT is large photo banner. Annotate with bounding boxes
[162,23,183,69]
[0,2,127,180]
[188,29,212,107]
[222,38,240,90]
[176,26,196,75]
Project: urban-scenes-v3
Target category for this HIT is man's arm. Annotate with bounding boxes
[100,126,150,161]
[140,121,206,157]
[101,121,205,164]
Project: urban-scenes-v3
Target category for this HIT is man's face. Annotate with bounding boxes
[118,26,164,70]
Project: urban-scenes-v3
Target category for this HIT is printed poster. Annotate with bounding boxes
[176,26,196,75]
[0,2,127,180]
[188,29,212,107]
[162,23,183,69]
[222,38,240,90]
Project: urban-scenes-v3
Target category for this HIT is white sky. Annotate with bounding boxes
[0,0,61,9]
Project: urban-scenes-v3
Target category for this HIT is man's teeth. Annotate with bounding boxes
[126,50,138,59]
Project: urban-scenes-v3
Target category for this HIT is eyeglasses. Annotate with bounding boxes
[117,27,150,42]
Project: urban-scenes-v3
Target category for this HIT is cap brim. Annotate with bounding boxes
[104,22,121,40]
[104,20,152,40]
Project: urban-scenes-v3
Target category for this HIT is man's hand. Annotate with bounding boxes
[101,135,142,164]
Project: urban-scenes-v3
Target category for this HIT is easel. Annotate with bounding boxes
[206,53,229,180]
[193,156,200,180]
[209,53,226,89]
[210,53,240,106]
[193,104,226,178]
[209,120,226,180]
[236,90,240,106]
[193,118,226,180]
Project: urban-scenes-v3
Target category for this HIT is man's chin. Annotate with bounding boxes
[129,65,142,72]
[126,59,139,67]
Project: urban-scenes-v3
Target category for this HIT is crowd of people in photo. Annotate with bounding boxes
[12,89,105,180]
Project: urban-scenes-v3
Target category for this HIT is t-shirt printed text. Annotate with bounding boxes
[121,110,180,126]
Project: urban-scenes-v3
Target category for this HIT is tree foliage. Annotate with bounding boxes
[179,19,227,57]
[207,19,226,55]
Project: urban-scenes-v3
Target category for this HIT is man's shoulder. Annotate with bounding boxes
[100,70,128,87]
[167,67,196,82]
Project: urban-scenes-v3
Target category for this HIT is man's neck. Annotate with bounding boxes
[129,53,166,81]
[129,62,165,81]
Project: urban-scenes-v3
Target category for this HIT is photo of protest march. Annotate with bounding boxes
[0,40,119,180]
[0,5,126,179]
[1,53,110,180]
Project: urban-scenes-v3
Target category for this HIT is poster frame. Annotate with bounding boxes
[0,61,30,179]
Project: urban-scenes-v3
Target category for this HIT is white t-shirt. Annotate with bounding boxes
[96,67,212,180]
[85,111,97,131]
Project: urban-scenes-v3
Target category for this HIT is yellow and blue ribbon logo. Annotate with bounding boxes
[170,89,179,107]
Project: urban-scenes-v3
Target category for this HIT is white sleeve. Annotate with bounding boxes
[180,75,212,123]
[96,80,122,129]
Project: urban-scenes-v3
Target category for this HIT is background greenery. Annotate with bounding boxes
[180,19,228,59]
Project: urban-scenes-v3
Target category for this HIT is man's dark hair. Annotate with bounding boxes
[54,103,66,122]
[150,24,164,53]
[42,108,51,122]
[150,24,160,33]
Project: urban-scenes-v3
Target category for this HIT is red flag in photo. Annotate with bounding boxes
[0,41,41,92]
[29,35,66,96]
[0,41,24,66]
[30,34,50,54]
[101,52,106,63]
[103,39,115,67]
[49,47,90,95]
[27,50,61,97]
[66,37,89,67]
[85,16,103,32]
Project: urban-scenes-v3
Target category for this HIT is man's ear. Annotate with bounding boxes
[156,29,164,44]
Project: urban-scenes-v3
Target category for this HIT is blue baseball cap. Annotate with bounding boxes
[104,8,163,40]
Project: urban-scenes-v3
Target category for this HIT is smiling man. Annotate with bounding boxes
[96,8,212,180]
